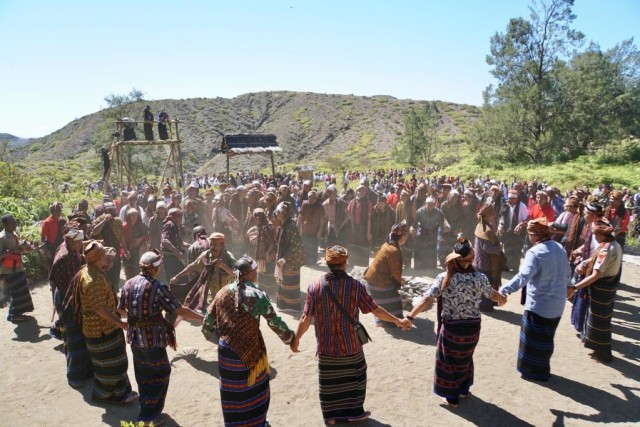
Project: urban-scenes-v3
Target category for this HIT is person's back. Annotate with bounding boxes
[521,239,570,318]
[306,269,376,357]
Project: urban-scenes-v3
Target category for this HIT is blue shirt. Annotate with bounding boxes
[500,239,570,319]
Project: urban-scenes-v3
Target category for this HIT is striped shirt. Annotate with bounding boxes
[119,274,181,349]
[304,271,378,357]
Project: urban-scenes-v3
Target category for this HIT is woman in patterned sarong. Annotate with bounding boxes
[0,215,34,322]
[473,204,503,312]
[363,222,408,327]
[408,239,502,407]
[71,240,138,404]
[119,250,203,425]
[274,202,305,310]
[202,256,295,427]
[569,218,622,363]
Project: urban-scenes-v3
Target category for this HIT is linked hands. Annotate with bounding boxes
[493,292,508,306]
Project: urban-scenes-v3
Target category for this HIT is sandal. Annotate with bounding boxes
[123,391,139,404]
[441,397,459,408]
[348,411,371,422]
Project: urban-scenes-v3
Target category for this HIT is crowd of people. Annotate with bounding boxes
[0,169,634,426]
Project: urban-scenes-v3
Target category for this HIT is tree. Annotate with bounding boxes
[103,87,145,119]
[477,0,584,163]
[394,102,440,167]
[555,39,640,155]
[0,140,8,162]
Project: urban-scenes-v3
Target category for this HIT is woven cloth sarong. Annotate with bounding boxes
[5,271,33,321]
[218,340,270,427]
[58,292,92,383]
[570,288,589,336]
[132,346,171,422]
[318,352,367,423]
[365,282,403,327]
[276,269,300,310]
[585,275,618,354]
[518,310,560,381]
[85,329,132,402]
[434,319,480,400]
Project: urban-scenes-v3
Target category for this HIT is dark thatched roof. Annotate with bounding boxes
[221,134,281,154]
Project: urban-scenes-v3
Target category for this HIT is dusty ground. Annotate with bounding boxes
[1,257,639,427]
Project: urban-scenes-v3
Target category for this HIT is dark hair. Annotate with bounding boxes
[453,240,472,257]
[1,214,15,225]
[235,255,256,275]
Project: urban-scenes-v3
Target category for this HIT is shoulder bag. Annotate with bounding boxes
[321,277,372,345]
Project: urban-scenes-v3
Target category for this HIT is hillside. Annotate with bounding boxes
[9,91,481,174]
[0,133,30,148]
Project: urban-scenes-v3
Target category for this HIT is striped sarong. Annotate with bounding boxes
[218,340,270,427]
[365,282,403,327]
[584,275,618,355]
[518,310,560,381]
[277,269,301,310]
[132,346,171,422]
[302,235,319,266]
[5,271,34,321]
[570,288,589,337]
[85,329,133,402]
[318,352,367,424]
[59,298,92,385]
[434,319,480,401]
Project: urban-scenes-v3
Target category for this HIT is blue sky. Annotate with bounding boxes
[1,0,638,138]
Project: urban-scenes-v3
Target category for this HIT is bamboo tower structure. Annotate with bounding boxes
[102,119,185,192]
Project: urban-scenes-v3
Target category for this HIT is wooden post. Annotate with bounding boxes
[226,153,230,182]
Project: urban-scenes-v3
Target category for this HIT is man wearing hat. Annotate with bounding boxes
[498,189,529,271]
[498,218,571,381]
[91,202,127,291]
[48,227,90,385]
[291,245,410,425]
[170,232,236,310]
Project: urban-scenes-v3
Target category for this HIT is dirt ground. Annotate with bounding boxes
[1,256,639,427]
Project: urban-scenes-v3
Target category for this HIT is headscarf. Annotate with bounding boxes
[208,232,225,243]
[441,238,476,292]
[139,249,163,268]
[475,204,499,244]
[609,190,623,200]
[325,245,348,266]
[388,221,407,245]
[436,238,476,333]
[64,228,84,241]
[83,240,105,264]
[592,218,614,237]
[527,217,551,238]
[585,202,604,216]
